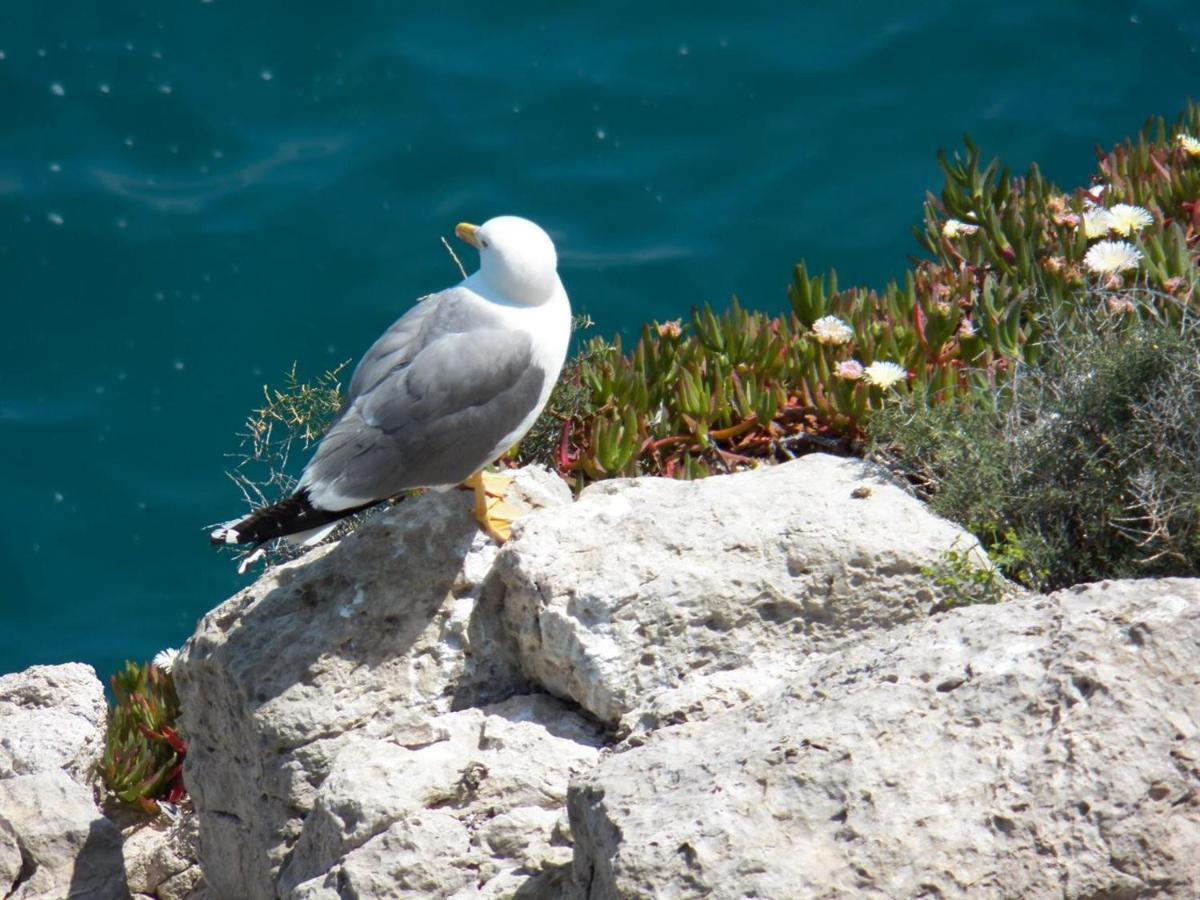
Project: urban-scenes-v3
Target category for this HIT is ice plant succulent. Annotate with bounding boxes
[942,218,979,238]
[1082,208,1114,238]
[152,647,179,673]
[863,360,908,390]
[100,660,186,814]
[1106,204,1154,236]
[835,359,865,380]
[1084,240,1142,275]
[503,104,1199,486]
[811,315,854,345]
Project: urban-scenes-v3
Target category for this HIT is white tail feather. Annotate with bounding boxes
[210,520,242,544]
[283,521,340,547]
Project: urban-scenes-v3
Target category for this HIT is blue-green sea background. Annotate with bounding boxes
[2,3,1198,679]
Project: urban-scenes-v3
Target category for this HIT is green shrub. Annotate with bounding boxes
[99,660,186,814]
[872,319,1200,590]
[227,360,350,510]
[922,542,1016,612]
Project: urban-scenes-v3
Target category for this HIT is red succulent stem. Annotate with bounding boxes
[912,297,929,357]
[648,416,759,453]
[165,764,186,803]
[557,419,579,472]
[161,725,188,755]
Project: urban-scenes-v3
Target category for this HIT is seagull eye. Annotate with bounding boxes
[480,239,490,249]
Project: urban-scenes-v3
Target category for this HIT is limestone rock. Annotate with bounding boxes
[0,770,129,899]
[0,663,107,785]
[175,467,575,898]
[0,817,21,896]
[122,809,202,899]
[281,693,601,899]
[0,664,130,897]
[569,579,1200,899]
[498,454,987,727]
[176,456,1199,897]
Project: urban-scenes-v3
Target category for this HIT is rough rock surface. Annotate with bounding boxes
[0,770,129,900]
[172,456,1198,897]
[569,578,1200,899]
[122,809,204,900]
[283,694,600,899]
[0,663,108,784]
[498,453,985,728]
[0,664,132,898]
[1,817,21,896]
[175,467,581,898]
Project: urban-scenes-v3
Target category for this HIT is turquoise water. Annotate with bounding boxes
[2,3,1197,680]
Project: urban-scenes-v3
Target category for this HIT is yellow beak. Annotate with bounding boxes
[455,222,481,248]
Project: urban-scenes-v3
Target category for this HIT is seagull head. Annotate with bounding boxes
[455,215,560,306]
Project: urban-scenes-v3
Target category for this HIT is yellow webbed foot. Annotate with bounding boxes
[463,470,520,543]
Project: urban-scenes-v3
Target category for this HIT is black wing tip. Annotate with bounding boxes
[209,490,374,548]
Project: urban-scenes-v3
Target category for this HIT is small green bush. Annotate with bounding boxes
[227,360,350,510]
[922,542,1015,612]
[873,318,1200,590]
[99,660,186,814]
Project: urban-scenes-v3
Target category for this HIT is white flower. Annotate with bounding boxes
[152,648,180,673]
[1083,240,1142,275]
[1178,133,1200,158]
[834,359,864,380]
[1106,204,1153,236]
[811,315,854,346]
[863,360,908,390]
[1082,208,1114,238]
[942,218,979,238]
[1084,184,1106,205]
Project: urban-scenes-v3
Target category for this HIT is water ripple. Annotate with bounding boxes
[87,135,351,214]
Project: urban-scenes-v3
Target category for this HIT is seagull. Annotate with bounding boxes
[210,215,571,558]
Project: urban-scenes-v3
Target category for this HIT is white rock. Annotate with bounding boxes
[278,694,602,898]
[175,468,580,898]
[0,663,108,785]
[319,811,474,897]
[569,579,1200,898]
[499,454,988,727]
[121,810,201,898]
[155,864,206,900]
[0,816,21,894]
[176,458,1199,897]
[0,770,129,899]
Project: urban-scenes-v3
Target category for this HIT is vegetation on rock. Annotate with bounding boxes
[874,320,1200,590]
[549,103,1199,487]
[99,660,186,814]
[230,102,1200,590]
[228,360,350,510]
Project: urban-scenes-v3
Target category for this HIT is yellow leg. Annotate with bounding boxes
[462,470,520,542]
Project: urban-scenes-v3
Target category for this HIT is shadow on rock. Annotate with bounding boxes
[174,473,567,898]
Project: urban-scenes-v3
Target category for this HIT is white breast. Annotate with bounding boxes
[480,279,572,464]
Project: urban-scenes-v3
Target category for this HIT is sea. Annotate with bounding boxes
[2,2,1197,681]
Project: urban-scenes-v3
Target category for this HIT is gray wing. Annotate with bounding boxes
[300,290,547,508]
[342,290,484,405]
